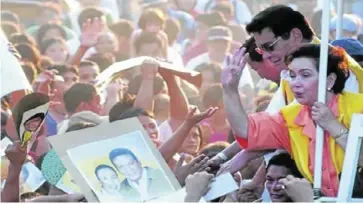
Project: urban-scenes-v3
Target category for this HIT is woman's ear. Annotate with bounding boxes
[327,73,337,91]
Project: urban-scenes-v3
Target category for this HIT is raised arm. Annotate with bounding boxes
[69,17,104,66]
[1,141,26,202]
[159,69,189,131]
[221,48,250,138]
[133,60,158,112]
[159,107,217,162]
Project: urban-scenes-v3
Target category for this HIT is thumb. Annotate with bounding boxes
[174,154,185,171]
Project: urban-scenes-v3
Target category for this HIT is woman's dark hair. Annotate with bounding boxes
[87,53,116,72]
[138,8,166,30]
[66,122,97,133]
[285,44,349,94]
[39,37,67,55]
[1,22,20,39]
[15,43,41,72]
[134,31,164,55]
[10,33,36,46]
[21,61,38,84]
[94,164,117,180]
[36,23,67,45]
[108,94,136,122]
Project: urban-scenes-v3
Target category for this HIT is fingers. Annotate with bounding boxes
[174,154,186,171]
[196,157,210,172]
[206,107,218,118]
[188,154,206,167]
[187,107,197,118]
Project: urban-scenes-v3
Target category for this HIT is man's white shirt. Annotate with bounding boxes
[127,167,149,201]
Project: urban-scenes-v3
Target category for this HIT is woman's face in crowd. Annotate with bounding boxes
[288,57,319,106]
[138,115,159,142]
[97,168,119,190]
[44,42,68,63]
[180,126,201,155]
[43,28,64,41]
[24,117,43,131]
[138,43,163,58]
[96,34,117,54]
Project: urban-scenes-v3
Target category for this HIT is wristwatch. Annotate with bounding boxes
[217,152,228,161]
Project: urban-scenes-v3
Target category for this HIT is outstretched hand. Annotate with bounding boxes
[141,59,159,80]
[80,17,105,48]
[173,154,210,186]
[185,107,218,127]
[221,48,248,89]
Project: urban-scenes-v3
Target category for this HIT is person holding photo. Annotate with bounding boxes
[94,164,124,200]
[109,148,170,202]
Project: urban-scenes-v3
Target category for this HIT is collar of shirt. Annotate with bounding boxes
[127,167,149,200]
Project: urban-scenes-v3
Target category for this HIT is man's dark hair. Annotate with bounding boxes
[63,83,97,114]
[246,5,314,41]
[266,153,303,178]
[195,62,222,83]
[21,61,38,84]
[134,31,164,54]
[94,164,117,180]
[78,7,105,28]
[109,19,135,38]
[87,53,115,72]
[116,107,155,122]
[47,64,79,76]
[109,148,139,165]
[108,95,136,122]
[1,11,20,25]
[66,122,97,133]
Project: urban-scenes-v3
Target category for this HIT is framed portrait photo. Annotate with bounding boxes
[48,118,181,202]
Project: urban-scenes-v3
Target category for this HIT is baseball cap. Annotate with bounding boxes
[207,26,232,41]
[331,38,363,56]
[330,14,359,33]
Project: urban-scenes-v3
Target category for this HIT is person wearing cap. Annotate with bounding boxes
[330,14,361,40]
[332,38,363,66]
[186,26,232,70]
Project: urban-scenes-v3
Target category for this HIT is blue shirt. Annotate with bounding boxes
[45,114,58,137]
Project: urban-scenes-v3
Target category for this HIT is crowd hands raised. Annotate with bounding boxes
[2,0,363,202]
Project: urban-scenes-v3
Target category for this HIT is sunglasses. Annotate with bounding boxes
[255,37,283,55]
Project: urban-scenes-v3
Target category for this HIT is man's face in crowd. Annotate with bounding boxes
[96,33,118,54]
[138,42,163,58]
[112,154,143,182]
[79,65,99,83]
[207,40,230,57]
[253,28,296,71]
[265,165,291,202]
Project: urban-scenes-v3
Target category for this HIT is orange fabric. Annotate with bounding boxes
[234,94,354,197]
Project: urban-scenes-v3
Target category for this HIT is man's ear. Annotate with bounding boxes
[290,28,304,44]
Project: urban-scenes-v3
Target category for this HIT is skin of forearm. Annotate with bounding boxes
[133,78,154,112]
[221,141,242,159]
[223,87,249,139]
[29,195,69,202]
[69,46,89,66]
[166,76,189,122]
[1,164,22,202]
[159,121,194,162]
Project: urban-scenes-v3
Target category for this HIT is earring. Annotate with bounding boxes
[327,87,332,91]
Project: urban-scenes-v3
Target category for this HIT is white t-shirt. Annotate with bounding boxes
[186,53,231,70]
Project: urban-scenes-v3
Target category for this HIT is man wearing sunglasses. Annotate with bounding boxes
[209,5,363,195]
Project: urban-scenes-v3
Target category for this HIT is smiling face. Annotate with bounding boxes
[24,116,43,131]
[265,165,291,202]
[79,65,99,83]
[138,115,159,142]
[95,33,118,54]
[96,168,120,191]
[288,57,320,106]
[253,28,297,71]
[112,154,143,182]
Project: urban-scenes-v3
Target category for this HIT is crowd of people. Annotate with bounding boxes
[1,0,363,202]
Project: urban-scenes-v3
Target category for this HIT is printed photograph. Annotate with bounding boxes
[67,131,175,202]
[20,162,46,194]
